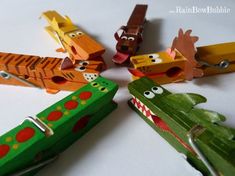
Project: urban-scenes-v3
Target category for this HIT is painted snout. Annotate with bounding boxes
[69,35,105,60]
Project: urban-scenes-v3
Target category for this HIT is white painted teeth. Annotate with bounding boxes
[143,110,146,116]
[131,95,154,122]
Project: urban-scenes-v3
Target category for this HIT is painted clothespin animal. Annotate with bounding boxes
[113,4,148,64]
[0,52,103,94]
[129,29,235,84]
[0,76,118,176]
[128,77,235,176]
[41,10,106,69]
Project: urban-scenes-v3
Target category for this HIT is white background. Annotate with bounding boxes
[0,0,234,175]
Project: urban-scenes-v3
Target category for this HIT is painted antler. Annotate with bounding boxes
[168,29,203,80]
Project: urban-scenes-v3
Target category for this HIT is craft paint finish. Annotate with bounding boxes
[0,76,118,175]
[128,77,235,176]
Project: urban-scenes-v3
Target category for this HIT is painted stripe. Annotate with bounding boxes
[62,72,69,79]
[39,72,46,87]
[69,72,75,78]
[29,57,42,70]
[4,55,15,71]
[26,58,37,76]
[25,56,33,62]
[51,59,61,75]
[0,53,11,61]
[66,73,73,80]
[15,56,26,74]
[41,60,51,77]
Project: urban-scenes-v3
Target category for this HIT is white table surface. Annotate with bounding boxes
[0,0,234,175]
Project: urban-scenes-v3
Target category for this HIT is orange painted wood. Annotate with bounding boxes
[0,52,103,93]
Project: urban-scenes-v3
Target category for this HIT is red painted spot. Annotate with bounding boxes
[79,91,92,100]
[16,127,35,143]
[0,144,10,158]
[47,111,63,121]
[64,100,78,110]
[72,116,90,133]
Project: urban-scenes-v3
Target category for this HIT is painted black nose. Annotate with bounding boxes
[121,45,128,51]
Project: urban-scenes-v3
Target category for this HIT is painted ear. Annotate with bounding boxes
[166,48,176,59]
[114,26,127,41]
[60,57,74,70]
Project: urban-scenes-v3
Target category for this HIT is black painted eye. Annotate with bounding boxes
[79,61,89,66]
[75,66,86,72]
[99,86,108,92]
[151,58,162,63]
[121,36,127,40]
[128,37,135,41]
[69,33,76,38]
[151,86,163,94]
[144,91,155,99]
[76,31,83,35]
[148,54,159,59]
[91,82,99,87]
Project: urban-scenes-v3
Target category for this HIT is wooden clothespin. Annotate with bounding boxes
[0,76,118,175]
[0,52,103,93]
[128,77,235,176]
[113,4,148,64]
[129,29,235,84]
[41,10,106,69]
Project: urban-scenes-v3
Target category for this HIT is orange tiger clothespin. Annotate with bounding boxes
[0,52,103,93]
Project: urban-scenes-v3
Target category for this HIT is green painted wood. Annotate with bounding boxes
[0,76,118,175]
[128,77,235,176]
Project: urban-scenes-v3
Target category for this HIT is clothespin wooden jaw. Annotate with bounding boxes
[42,10,105,61]
[0,76,118,175]
[128,77,235,176]
[129,28,235,84]
[112,4,148,64]
[129,50,187,84]
[0,52,104,93]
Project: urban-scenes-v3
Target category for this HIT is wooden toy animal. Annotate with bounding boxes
[0,52,103,93]
[0,76,118,175]
[113,4,148,64]
[129,29,235,84]
[128,77,235,176]
[42,11,106,69]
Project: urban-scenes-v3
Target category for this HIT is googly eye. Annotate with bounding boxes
[148,54,159,59]
[99,86,108,93]
[151,58,162,63]
[76,31,83,36]
[91,82,99,87]
[144,91,155,99]
[69,33,76,38]
[121,36,127,40]
[79,61,89,66]
[128,37,135,41]
[151,86,163,94]
[75,66,86,72]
